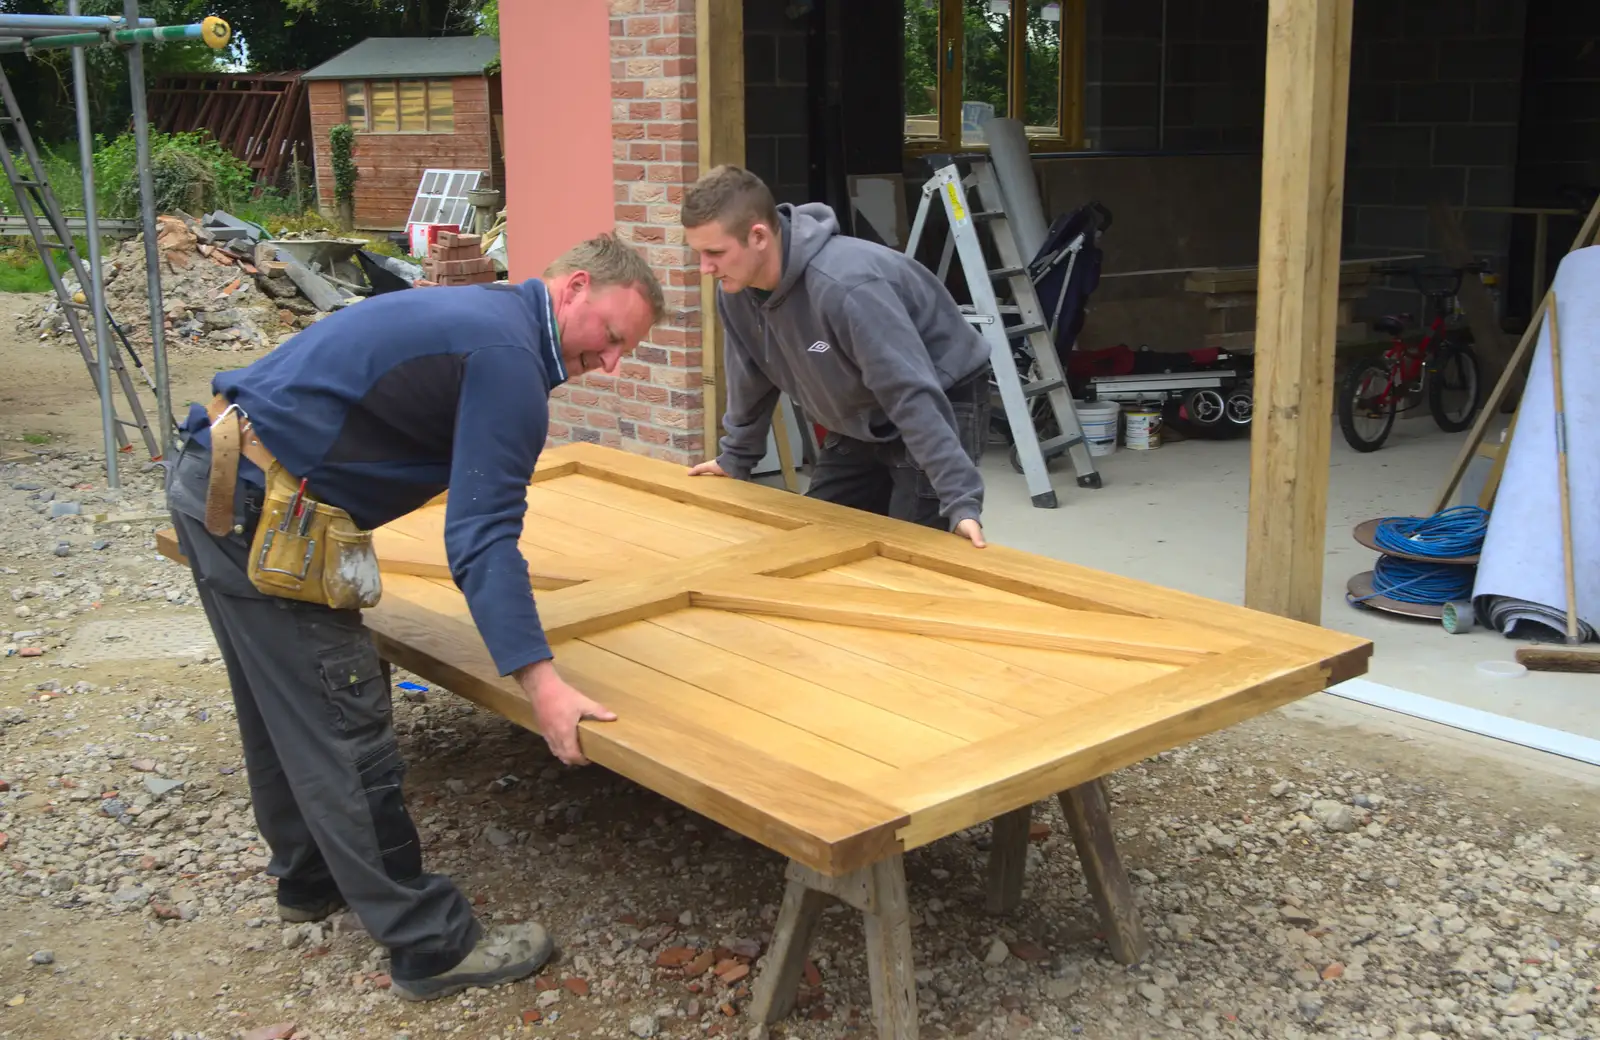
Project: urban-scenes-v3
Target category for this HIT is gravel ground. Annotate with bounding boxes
[1,448,1598,1040]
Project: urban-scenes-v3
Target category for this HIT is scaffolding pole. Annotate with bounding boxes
[67,0,118,487]
[0,6,231,485]
[0,14,155,31]
[124,0,173,458]
[0,21,228,53]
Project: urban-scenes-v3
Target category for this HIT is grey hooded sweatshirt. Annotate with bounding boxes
[714,202,991,530]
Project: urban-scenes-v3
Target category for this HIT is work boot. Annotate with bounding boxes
[278,895,347,924]
[391,922,555,1002]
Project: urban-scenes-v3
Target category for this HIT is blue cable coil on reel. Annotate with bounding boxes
[1351,505,1489,609]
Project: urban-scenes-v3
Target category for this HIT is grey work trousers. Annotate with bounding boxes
[804,367,992,529]
[164,439,480,981]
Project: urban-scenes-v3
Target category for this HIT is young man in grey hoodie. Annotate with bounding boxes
[682,165,993,546]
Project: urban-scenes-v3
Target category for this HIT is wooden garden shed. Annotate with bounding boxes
[303,36,504,231]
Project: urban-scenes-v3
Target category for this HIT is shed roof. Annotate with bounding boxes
[301,36,499,81]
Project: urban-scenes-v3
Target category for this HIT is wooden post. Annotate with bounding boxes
[1243,0,1354,624]
[695,0,745,461]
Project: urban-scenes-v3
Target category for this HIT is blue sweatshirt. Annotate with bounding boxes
[180,279,567,678]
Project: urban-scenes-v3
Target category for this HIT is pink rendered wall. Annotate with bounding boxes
[499,0,617,280]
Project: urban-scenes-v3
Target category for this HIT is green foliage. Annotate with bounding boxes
[479,0,500,71]
[230,0,497,71]
[0,144,86,219]
[904,0,1066,131]
[230,205,329,234]
[4,132,252,221]
[0,1,496,144]
[904,2,941,120]
[0,0,224,141]
[357,234,408,260]
[0,254,58,294]
[329,123,357,205]
[93,130,255,218]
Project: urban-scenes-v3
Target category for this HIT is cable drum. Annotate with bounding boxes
[1348,506,1490,613]
[1370,506,1488,562]
[1367,556,1476,605]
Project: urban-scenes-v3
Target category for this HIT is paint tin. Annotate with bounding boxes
[1124,407,1162,450]
[1078,400,1121,457]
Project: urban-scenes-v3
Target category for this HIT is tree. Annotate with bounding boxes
[0,0,223,140]
[221,0,490,74]
[902,0,1067,135]
[0,0,497,146]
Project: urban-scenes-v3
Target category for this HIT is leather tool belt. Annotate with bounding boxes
[203,395,382,611]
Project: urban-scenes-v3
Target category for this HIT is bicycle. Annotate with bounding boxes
[1337,263,1484,453]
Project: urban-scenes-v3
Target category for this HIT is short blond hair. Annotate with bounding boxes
[544,232,666,324]
[681,164,779,243]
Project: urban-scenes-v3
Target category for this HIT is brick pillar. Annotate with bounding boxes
[548,0,705,464]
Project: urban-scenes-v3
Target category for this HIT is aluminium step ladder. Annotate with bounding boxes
[905,156,1100,508]
[0,64,160,460]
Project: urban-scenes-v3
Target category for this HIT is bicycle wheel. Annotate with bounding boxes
[1338,359,1398,452]
[1427,340,1481,432]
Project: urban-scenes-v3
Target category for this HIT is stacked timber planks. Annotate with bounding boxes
[1182,257,1401,351]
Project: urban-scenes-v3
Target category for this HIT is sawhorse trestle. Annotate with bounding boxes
[749,778,1151,1040]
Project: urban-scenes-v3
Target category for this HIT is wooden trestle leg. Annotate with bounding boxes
[1058,779,1151,964]
[979,780,1151,964]
[985,803,1032,914]
[750,855,919,1040]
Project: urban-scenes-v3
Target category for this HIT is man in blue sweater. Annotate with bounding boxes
[163,232,663,1001]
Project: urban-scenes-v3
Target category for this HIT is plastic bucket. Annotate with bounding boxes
[1078,400,1120,457]
[1124,407,1163,450]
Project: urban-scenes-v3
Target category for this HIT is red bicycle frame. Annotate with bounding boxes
[1367,310,1449,408]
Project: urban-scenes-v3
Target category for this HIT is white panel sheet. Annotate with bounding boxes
[1472,246,1600,642]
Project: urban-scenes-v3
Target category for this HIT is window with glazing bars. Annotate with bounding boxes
[342,78,455,133]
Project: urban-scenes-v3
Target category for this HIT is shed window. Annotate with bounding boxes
[341,81,366,127]
[342,78,456,133]
[369,81,399,132]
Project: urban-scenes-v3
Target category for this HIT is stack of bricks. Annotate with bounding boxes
[416,231,495,287]
[543,0,706,465]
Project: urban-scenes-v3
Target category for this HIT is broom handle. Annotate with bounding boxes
[1547,292,1580,644]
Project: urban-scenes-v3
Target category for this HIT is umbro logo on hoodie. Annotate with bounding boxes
[808,341,831,353]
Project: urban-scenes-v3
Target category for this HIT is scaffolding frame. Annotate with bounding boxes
[0,5,230,486]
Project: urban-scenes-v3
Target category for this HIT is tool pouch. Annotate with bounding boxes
[247,462,382,611]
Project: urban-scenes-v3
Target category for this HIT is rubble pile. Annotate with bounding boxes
[20,211,417,356]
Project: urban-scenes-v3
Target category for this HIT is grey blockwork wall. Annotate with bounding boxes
[1084,0,1532,324]
[1518,4,1600,204]
[1082,0,1267,153]
[1343,0,1529,320]
[743,0,812,206]
[1510,2,1600,316]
